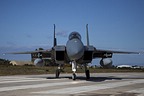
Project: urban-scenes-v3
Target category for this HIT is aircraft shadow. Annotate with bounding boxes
[46,76,122,82]
[78,76,122,82]
[46,75,144,82]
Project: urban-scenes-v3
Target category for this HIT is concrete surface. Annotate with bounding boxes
[0,73,144,96]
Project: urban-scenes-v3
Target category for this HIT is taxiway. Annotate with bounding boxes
[0,73,144,96]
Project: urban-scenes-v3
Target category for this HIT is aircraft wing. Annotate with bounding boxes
[95,49,140,54]
[93,48,140,58]
[7,49,52,54]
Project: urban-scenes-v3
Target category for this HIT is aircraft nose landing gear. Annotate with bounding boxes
[71,61,77,80]
[71,62,90,80]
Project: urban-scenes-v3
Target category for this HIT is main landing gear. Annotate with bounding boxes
[55,69,60,78]
[85,64,90,80]
[85,70,90,80]
[55,62,90,80]
[55,66,61,78]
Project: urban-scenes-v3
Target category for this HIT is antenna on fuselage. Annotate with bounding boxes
[53,24,57,47]
[86,24,90,46]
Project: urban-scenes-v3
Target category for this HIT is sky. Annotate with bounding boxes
[0,0,144,66]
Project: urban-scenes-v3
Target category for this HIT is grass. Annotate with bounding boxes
[0,65,50,76]
[0,65,144,76]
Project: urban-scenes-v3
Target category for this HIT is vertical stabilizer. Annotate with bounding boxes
[86,24,90,46]
[53,24,57,47]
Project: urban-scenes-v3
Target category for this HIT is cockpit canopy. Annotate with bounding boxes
[69,32,81,40]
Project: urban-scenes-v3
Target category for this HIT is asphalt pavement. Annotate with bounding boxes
[0,73,144,96]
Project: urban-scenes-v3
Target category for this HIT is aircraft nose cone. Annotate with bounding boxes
[71,46,82,57]
[66,39,84,60]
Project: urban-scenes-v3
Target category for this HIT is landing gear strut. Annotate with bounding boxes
[85,70,90,79]
[72,61,77,80]
[55,69,60,78]
[55,66,61,78]
[85,64,90,80]
[72,73,76,80]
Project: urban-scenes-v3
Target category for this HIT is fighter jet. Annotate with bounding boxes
[10,24,139,80]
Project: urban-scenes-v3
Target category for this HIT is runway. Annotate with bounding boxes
[0,73,144,96]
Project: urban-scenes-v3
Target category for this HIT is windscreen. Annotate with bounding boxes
[69,32,81,40]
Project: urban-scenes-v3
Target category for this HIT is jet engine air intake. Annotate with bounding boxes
[83,51,93,61]
[56,51,65,60]
[54,46,65,61]
[83,46,94,61]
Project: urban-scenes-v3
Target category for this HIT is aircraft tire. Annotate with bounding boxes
[55,69,60,78]
[72,73,76,80]
[85,70,90,80]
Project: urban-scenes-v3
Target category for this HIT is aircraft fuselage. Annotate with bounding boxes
[66,32,84,61]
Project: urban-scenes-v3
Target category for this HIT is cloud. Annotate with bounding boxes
[56,31,68,37]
